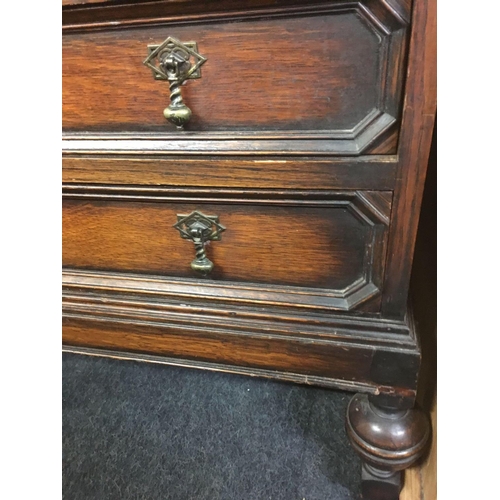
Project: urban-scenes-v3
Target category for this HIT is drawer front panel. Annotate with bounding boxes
[62,192,391,310]
[62,2,408,155]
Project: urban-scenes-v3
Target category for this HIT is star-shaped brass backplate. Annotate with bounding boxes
[143,37,207,81]
[174,211,226,242]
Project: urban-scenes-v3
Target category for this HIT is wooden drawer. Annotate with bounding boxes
[62,0,409,155]
[62,191,392,312]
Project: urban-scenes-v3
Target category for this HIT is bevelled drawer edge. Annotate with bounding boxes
[62,268,414,341]
[63,269,379,314]
[62,0,411,32]
[61,114,396,156]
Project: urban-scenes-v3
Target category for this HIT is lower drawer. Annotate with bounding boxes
[62,190,391,312]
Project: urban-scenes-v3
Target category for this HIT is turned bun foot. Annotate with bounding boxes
[346,393,430,500]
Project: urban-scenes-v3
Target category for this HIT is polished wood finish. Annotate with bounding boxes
[398,397,436,500]
[346,393,430,500]
[63,191,391,295]
[62,0,408,155]
[401,120,436,500]
[62,0,435,497]
[62,0,410,35]
[381,0,437,317]
[62,269,421,401]
[61,156,398,190]
[63,14,384,132]
[62,320,403,390]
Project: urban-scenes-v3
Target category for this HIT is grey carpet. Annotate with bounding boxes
[62,352,361,500]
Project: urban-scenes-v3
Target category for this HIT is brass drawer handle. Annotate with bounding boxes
[174,211,225,275]
[144,37,207,129]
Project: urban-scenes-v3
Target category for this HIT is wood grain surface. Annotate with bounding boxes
[62,156,398,190]
[63,13,377,132]
[400,397,436,500]
[63,317,376,381]
[62,0,340,25]
[62,264,421,399]
[62,4,407,155]
[61,304,420,401]
[61,0,437,495]
[381,0,436,317]
[63,194,390,291]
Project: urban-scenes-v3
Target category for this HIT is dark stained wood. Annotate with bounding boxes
[62,266,422,400]
[62,344,409,398]
[347,394,430,458]
[62,268,417,334]
[62,0,435,494]
[366,0,412,24]
[62,264,378,314]
[62,156,398,190]
[364,127,400,155]
[346,393,430,498]
[61,126,395,155]
[63,318,375,381]
[62,318,419,399]
[63,0,105,5]
[62,1,408,155]
[62,192,390,295]
[356,191,393,225]
[61,272,422,401]
[62,0,409,31]
[381,0,436,317]
[386,0,412,23]
[411,121,436,413]
[62,0,336,24]
[63,14,378,132]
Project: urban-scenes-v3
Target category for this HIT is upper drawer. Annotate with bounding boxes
[62,1,409,155]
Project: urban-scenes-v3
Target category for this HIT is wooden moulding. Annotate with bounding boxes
[62,0,411,35]
[63,267,421,405]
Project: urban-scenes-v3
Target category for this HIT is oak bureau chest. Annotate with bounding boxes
[62,0,436,497]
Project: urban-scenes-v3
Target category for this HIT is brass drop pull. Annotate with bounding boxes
[173,211,225,275]
[143,37,207,129]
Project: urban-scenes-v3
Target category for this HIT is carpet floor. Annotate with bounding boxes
[62,352,361,500]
